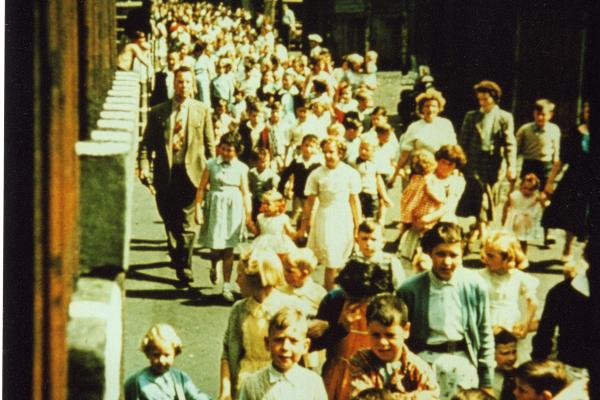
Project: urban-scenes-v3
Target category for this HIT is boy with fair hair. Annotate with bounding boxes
[349,293,439,398]
[238,307,328,400]
[279,247,327,370]
[124,323,211,400]
[280,247,327,318]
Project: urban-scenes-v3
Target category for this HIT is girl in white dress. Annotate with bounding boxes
[479,230,539,362]
[250,190,297,256]
[503,173,546,254]
[299,137,362,290]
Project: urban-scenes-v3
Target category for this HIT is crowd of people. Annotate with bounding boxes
[126,1,592,399]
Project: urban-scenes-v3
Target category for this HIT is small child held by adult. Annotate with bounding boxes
[397,145,467,261]
[124,323,211,400]
[353,219,405,290]
[220,248,299,399]
[349,293,440,398]
[398,149,438,238]
[238,307,328,400]
[502,173,547,254]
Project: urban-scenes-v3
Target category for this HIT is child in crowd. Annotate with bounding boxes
[220,248,298,399]
[479,230,538,348]
[363,50,378,90]
[279,247,326,320]
[343,111,364,165]
[369,123,399,186]
[311,259,395,400]
[334,84,359,122]
[124,324,211,400]
[196,133,253,302]
[354,140,391,221]
[239,103,266,166]
[327,121,346,139]
[279,247,327,371]
[230,86,247,122]
[277,134,321,228]
[516,99,562,248]
[503,173,546,254]
[493,329,518,400]
[262,102,289,172]
[238,307,328,400]
[286,99,317,163]
[215,98,236,138]
[516,99,562,198]
[513,360,569,400]
[250,189,297,255]
[531,242,592,382]
[299,137,362,290]
[353,219,405,290]
[349,293,440,398]
[311,99,333,139]
[248,148,280,221]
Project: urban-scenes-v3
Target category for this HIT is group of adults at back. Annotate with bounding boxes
[127,0,593,399]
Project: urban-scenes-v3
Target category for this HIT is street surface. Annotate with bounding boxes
[123,71,582,398]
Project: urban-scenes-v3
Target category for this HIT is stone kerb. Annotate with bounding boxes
[77,141,132,274]
[67,278,123,400]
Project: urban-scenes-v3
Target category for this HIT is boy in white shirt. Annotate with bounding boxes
[238,307,328,400]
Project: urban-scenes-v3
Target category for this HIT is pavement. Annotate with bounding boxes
[123,71,584,397]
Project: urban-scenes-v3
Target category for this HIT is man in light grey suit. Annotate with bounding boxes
[138,66,216,285]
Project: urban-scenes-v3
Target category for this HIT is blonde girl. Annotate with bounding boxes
[250,189,297,256]
[479,230,538,340]
[124,323,210,400]
[219,248,299,399]
[503,173,546,254]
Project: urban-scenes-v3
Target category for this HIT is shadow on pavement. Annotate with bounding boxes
[181,292,242,307]
[130,244,168,252]
[126,288,204,300]
[126,262,178,286]
[130,238,165,244]
[526,259,564,275]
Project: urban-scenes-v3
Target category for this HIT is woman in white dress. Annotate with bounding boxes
[389,88,457,185]
[298,137,362,290]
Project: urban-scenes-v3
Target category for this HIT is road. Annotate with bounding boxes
[123,72,583,398]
